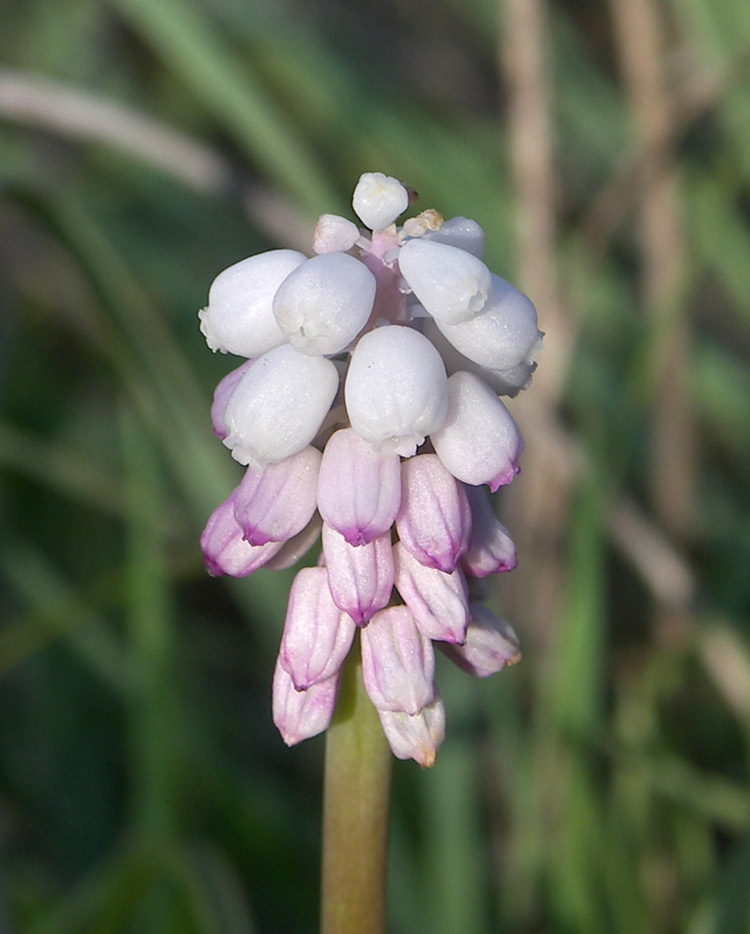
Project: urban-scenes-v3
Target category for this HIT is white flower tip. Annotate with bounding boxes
[353,172,410,231]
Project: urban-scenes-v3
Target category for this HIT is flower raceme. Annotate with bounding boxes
[199,172,541,767]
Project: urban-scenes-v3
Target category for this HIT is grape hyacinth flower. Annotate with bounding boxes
[199,172,542,768]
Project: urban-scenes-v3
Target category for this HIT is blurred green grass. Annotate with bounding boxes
[1,0,750,931]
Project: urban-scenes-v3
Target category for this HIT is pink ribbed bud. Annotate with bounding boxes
[317,428,401,546]
[234,446,321,546]
[393,543,470,644]
[200,493,283,577]
[395,454,471,572]
[322,525,394,626]
[223,343,338,467]
[361,606,435,715]
[345,325,448,457]
[440,604,521,677]
[272,658,340,746]
[431,372,523,491]
[279,567,357,690]
[462,485,517,577]
[199,249,306,357]
[378,693,446,768]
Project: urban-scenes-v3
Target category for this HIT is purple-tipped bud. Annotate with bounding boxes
[398,239,492,325]
[263,515,323,571]
[200,493,284,577]
[322,524,394,626]
[272,252,376,356]
[279,567,356,690]
[431,372,524,492]
[272,658,340,746]
[345,325,448,457]
[360,605,435,715]
[395,454,471,572]
[211,360,253,439]
[234,446,321,546]
[434,274,543,372]
[199,250,306,358]
[317,428,401,546]
[462,485,517,577]
[223,343,338,467]
[378,693,446,768]
[440,604,521,677]
[393,543,470,644]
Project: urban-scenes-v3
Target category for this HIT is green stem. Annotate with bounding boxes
[321,645,392,934]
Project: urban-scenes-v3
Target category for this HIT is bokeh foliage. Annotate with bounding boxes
[1,0,749,931]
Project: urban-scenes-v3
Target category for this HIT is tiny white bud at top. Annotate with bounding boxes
[313,214,360,254]
[272,252,376,356]
[352,172,410,231]
[398,239,492,325]
[199,249,306,358]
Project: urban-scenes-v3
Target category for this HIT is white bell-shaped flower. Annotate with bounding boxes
[223,343,338,466]
[398,239,492,325]
[434,274,543,371]
[272,252,376,356]
[313,214,360,254]
[199,249,306,358]
[345,325,448,457]
[423,216,486,258]
[431,371,523,491]
[352,172,409,231]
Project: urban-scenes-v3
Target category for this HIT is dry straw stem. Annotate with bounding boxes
[499,0,573,649]
[609,0,694,544]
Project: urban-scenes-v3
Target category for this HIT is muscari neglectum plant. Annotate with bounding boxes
[198,172,542,933]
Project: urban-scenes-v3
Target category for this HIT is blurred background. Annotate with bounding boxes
[1,0,749,931]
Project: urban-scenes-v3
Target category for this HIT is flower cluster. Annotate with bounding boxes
[199,172,542,767]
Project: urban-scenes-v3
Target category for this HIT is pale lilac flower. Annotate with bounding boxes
[199,171,541,765]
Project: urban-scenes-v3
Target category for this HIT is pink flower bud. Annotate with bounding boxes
[462,485,517,577]
[431,372,523,491]
[440,604,521,677]
[272,658,340,746]
[234,446,321,545]
[200,493,283,577]
[360,606,435,715]
[395,454,471,572]
[322,525,394,626]
[378,693,446,767]
[280,567,357,690]
[317,428,401,546]
[393,543,470,644]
